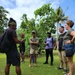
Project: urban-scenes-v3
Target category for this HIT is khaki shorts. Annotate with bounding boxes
[58,51,67,63]
[30,48,38,54]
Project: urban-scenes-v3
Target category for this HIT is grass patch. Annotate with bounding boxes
[0,51,75,75]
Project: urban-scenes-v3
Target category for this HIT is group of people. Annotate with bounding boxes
[1,17,75,75]
[57,20,75,75]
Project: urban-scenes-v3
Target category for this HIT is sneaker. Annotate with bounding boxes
[43,62,48,64]
[29,64,31,67]
[57,67,63,70]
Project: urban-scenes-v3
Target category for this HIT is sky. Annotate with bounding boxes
[0,0,75,29]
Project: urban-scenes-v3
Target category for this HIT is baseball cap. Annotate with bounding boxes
[32,30,36,33]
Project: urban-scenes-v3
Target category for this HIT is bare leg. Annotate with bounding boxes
[29,54,32,67]
[63,61,67,69]
[67,57,74,75]
[16,66,21,75]
[59,51,63,68]
[34,54,36,64]
[5,64,11,75]
[34,54,37,66]
[21,53,25,62]
[30,54,32,64]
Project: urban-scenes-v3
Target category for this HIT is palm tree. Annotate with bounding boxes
[55,6,68,49]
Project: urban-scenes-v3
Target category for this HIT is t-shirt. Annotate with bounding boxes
[6,28,20,58]
[30,37,39,50]
[45,37,53,49]
[58,32,66,51]
[6,28,17,51]
[19,38,25,52]
[63,28,74,45]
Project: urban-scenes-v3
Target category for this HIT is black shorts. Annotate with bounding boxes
[6,50,20,66]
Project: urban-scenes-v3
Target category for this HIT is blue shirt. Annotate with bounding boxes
[45,37,53,49]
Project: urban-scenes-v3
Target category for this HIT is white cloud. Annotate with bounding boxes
[0,0,64,28]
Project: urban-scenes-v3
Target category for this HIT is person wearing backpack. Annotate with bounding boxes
[43,32,54,66]
[63,20,75,75]
[57,26,67,73]
[5,18,24,75]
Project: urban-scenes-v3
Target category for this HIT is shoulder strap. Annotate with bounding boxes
[52,37,53,43]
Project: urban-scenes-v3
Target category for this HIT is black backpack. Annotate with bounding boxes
[0,30,11,53]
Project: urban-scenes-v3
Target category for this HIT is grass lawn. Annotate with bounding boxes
[0,51,75,75]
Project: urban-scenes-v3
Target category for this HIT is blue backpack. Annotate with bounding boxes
[0,30,11,53]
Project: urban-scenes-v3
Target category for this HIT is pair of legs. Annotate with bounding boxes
[29,54,37,65]
[6,50,21,75]
[66,56,74,75]
[44,48,53,65]
[20,52,25,62]
[58,51,67,70]
[5,64,21,75]
[29,48,38,67]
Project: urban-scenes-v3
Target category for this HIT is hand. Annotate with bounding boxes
[20,40,24,43]
[66,40,71,44]
[46,43,49,46]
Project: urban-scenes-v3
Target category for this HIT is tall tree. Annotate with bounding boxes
[34,4,56,34]
[55,6,68,42]
[0,6,9,27]
[20,14,36,33]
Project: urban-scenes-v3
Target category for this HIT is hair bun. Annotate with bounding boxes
[9,18,16,23]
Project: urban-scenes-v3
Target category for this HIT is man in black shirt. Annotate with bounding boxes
[5,18,23,75]
[57,26,67,73]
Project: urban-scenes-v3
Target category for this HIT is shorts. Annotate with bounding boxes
[64,43,74,57]
[20,47,25,53]
[6,50,20,66]
[58,51,67,63]
[73,43,75,53]
[30,48,38,54]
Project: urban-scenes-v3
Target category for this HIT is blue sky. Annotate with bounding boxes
[60,0,75,30]
[0,0,75,29]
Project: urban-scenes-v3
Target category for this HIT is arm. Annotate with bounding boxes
[33,40,39,45]
[11,30,24,44]
[70,31,75,42]
[66,31,75,43]
[13,37,24,44]
[30,40,39,45]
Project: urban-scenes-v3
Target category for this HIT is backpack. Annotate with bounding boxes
[0,30,11,53]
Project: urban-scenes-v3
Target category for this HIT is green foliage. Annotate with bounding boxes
[0,6,9,34]
[0,6,9,27]
[34,4,51,18]
[19,4,69,55]
[55,6,68,23]
[0,26,4,35]
[34,3,56,34]
[1,53,75,75]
